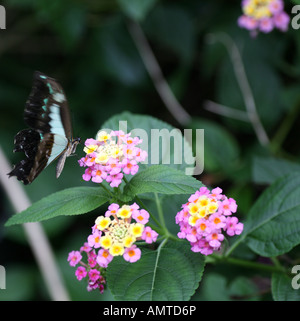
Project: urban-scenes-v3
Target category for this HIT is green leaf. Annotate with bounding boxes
[237,172,300,257]
[272,273,300,301]
[117,0,157,21]
[124,165,204,198]
[200,273,230,301]
[5,187,110,226]
[200,274,259,301]
[107,239,205,301]
[252,156,300,185]
[101,112,195,173]
[228,276,259,301]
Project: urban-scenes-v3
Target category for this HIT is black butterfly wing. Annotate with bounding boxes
[27,133,65,183]
[8,129,41,185]
[8,72,73,184]
[24,71,72,138]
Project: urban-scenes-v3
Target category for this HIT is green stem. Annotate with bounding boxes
[270,257,285,272]
[210,254,288,274]
[154,192,166,229]
[154,193,179,241]
[145,223,165,236]
[100,182,114,197]
[207,33,269,146]
[224,234,245,257]
[134,194,162,229]
[224,238,287,274]
[122,176,163,229]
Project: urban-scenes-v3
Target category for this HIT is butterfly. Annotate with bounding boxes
[8,71,81,185]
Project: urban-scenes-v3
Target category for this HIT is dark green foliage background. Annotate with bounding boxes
[1,0,300,301]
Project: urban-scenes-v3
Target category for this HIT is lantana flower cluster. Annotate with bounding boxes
[79,130,147,187]
[67,247,107,293]
[68,203,158,292]
[175,187,243,256]
[238,0,290,35]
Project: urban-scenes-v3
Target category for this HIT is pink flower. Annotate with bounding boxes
[186,226,198,243]
[175,209,189,224]
[85,138,99,146]
[206,231,224,248]
[175,186,242,255]
[209,213,226,229]
[82,168,92,181]
[188,193,200,203]
[97,249,113,268]
[225,217,244,236]
[198,186,210,196]
[141,226,158,244]
[87,281,99,292]
[68,201,159,293]
[87,251,97,268]
[177,231,186,239]
[87,230,102,249]
[67,251,82,267]
[125,136,142,147]
[259,18,274,33]
[80,242,92,253]
[78,156,88,167]
[80,133,147,188]
[106,172,123,187]
[99,284,105,294]
[196,219,212,236]
[273,12,290,32]
[219,198,237,215]
[122,146,136,160]
[105,203,120,217]
[238,15,258,30]
[210,187,223,200]
[113,130,126,142]
[238,0,289,34]
[122,159,139,175]
[130,202,140,211]
[192,240,214,256]
[91,223,97,234]
[83,155,96,167]
[269,0,283,14]
[88,269,100,283]
[106,158,122,175]
[123,245,141,263]
[91,165,107,183]
[135,149,148,162]
[75,266,87,281]
[132,208,149,225]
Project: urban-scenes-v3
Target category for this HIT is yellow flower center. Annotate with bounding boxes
[95,216,111,231]
[109,243,124,256]
[97,130,111,142]
[83,144,98,154]
[117,205,132,219]
[95,210,146,256]
[187,196,218,218]
[243,0,272,19]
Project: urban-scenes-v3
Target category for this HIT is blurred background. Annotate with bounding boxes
[1,0,300,300]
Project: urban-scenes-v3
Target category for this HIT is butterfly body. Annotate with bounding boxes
[8,71,80,184]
